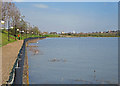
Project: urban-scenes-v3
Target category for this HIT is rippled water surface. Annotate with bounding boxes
[27,37,118,84]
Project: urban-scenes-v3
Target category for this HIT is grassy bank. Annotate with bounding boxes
[2,32,16,46]
[1,30,42,46]
[62,33,119,37]
[1,30,119,47]
[43,34,61,37]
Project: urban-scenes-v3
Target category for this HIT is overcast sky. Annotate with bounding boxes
[15,2,118,33]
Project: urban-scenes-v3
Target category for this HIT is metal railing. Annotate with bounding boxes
[7,37,46,84]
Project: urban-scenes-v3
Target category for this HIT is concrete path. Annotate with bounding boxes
[1,40,23,84]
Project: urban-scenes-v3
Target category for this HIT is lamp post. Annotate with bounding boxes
[27,31,29,34]
[22,30,24,39]
[8,21,10,41]
[15,25,17,40]
[17,29,19,32]
[26,22,30,38]
[32,31,33,37]
[1,20,5,30]
[21,28,22,40]
[11,27,13,29]
[17,29,20,40]
[20,18,23,40]
[26,28,27,39]
[1,19,11,41]
[1,20,5,24]
[22,30,24,33]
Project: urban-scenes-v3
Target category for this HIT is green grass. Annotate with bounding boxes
[43,34,61,37]
[43,33,119,37]
[1,30,42,46]
[20,34,42,40]
[2,32,16,46]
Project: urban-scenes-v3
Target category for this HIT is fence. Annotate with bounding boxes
[7,37,46,84]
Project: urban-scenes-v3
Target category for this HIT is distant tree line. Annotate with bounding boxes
[62,31,119,37]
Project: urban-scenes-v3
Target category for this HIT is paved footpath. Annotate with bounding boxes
[1,40,23,84]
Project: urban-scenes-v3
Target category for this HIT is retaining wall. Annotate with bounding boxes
[7,37,46,84]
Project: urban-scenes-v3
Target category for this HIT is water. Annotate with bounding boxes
[27,37,118,84]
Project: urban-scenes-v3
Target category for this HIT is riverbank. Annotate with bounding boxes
[23,45,29,84]
[43,33,119,38]
[22,37,45,84]
[45,36,119,38]
[2,40,23,84]
[1,31,43,47]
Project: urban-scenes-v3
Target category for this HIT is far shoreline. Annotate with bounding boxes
[45,36,119,38]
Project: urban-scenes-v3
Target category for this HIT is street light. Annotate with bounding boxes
[26,22,30,39]
[17,29,19,31]
[31,31,33,37]
[27,31,29,34]
[11,27,14,29]
[17,29,20,40]
[22,30,24,33]
[8,21,10,41]
[16,29,20,40]
[20,18,23,40]
[14,25,17,40]
[1,20,5,30]
[1,20,5,24]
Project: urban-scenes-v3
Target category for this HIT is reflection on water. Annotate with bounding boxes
[48,58,67,62]
[27,37,118,84]
[28,45,43,55]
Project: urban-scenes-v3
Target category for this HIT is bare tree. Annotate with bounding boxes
[1,1,41,36]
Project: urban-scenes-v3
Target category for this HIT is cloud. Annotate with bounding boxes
[13,0,24,2]
[33,4,48,8]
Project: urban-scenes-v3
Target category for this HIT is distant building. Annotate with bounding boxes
[72,30,76,34]
[50,32,57,34]
[43,32,48,35]
[80,32,84,34]
[99,31,103,33]
[108,30,112,33]
[61,31,65,34]
[103,31,106,33]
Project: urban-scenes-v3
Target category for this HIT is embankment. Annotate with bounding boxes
[6,37,46,85]
[23,37,45,84]
[2,40,23,84]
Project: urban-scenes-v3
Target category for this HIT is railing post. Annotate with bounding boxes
[18,59,22,67]
[14,67,22,84]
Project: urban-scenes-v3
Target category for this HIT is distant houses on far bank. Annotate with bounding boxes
[42,30,120,35]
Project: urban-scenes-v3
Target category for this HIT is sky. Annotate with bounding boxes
[12,0,120,2]
[15,2,118,33]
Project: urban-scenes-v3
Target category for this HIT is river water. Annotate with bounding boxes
[27,37,118,84]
